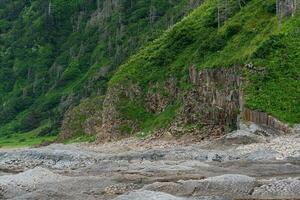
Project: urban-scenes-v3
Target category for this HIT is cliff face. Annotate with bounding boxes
[59,96,104,141]
[243,108,292,134]
[98,64,294,140]
[184,66,240,130]
[98,66,241,139]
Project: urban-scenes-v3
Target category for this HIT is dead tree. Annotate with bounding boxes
[48,0,52,16]
[277,0,298,25]
[149,5,157,25]
[217,0,229,29]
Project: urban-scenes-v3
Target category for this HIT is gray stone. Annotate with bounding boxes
[243,149,278,161]
[113,190,186,200]
[222,130,263,145]
[253,178,300,197]
[143,182,185,195]
[294,124,300,134]
[179,174,256,197]
[1,134,300,199]
[113,190,229,200]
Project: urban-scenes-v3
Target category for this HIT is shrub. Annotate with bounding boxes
[19,111,42,132]
[224,24,242,39]
[252,34,285,59]
[37,126,53,137]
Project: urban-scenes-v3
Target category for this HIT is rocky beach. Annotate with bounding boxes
[0,124,299,200]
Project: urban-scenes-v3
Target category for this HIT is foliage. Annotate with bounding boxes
[245,14,300,123]
[0,0,197,143]
[109,0,300,135]
[1,0,299,145]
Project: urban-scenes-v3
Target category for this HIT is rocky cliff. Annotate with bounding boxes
[59,0,300,142]
[98,66,241,140]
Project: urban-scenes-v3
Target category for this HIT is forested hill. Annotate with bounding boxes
[0,0,299,146]
[0,0,201,145]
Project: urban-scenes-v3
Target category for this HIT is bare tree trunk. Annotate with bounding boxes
[48,0,52,16]
[277,0,283,27]
[218,1,221,29]
[217,0,229,29]
[277,0,297,26]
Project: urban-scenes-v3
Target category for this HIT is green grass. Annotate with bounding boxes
[0,0,198,143]
[245,13,300,124]
[108,0,300,136]
[63,135,96,144]
[0,126,56,148]
[1,0,299,143]
[142,104,180,131]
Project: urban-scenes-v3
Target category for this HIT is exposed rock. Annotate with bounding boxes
[59,96,104,141]
[243,108,292,134]
[0,167,67,186]
[182,66,241,129]
[100,83,143,138]
[253,178,300,198]
[146,78,178,113]
[219,129,265,145]
[294,124,300,134]
[113,190,229,200]
[178,174,256,197]
[243,149,278,161]
[113,190,186,200]
[143,182,185,195]
[1,135,300,199]
[0,144,97,171]
[101,66,241,139]
[236,135,300,160]
[0,167,70,199]
[104,183,139,195]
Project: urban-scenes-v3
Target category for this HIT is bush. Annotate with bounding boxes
[37,126,53,137]
[58,60,81,86]
[263,1,277,14]
[252,34,285,59]
[18,138,26,142]
[224,24,242,39]
[19,111,42,132]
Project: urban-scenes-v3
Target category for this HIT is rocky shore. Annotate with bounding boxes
[0,125,299,200]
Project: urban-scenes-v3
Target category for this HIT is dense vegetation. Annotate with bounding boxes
[0,0,299,146]
[109,0,300,135]
[0,0,201,146]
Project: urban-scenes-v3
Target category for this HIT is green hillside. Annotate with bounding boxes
[107,0,300,136]
[0,0,200,146]
[0,0,299,145]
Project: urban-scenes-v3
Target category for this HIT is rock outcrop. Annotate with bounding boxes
[243,108,292,134]
[100,66,241,139]
[59,96,104,141]
[1,134,300,199]
[98,65,293,139]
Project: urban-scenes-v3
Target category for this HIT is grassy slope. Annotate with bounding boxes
[0,0,197,146]
[109,0,300,135]
[245,15,300,123]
